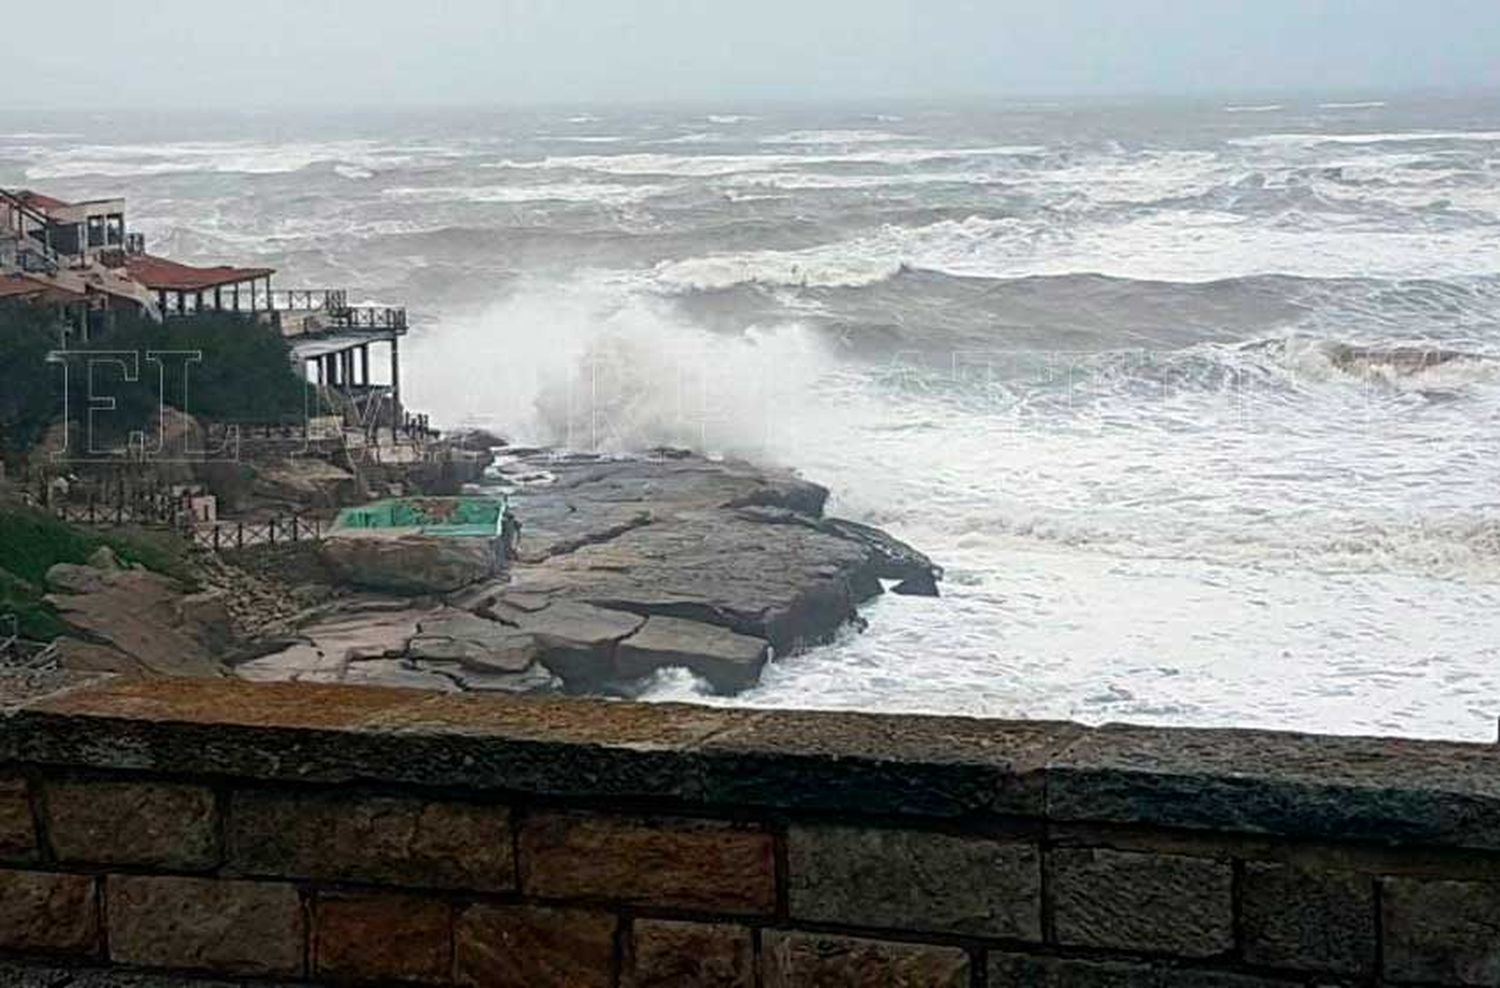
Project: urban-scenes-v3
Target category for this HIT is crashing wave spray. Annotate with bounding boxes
[403,276,838,459]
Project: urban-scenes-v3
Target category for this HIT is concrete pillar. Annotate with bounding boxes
[390,336,402,442]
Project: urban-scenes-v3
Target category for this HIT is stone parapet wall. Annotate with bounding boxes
[1,673,1499,986]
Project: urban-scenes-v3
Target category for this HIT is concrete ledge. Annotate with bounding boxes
[3,675,1500,846]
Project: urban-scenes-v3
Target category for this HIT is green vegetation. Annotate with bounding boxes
[95,311,307,425]
[0,304,307,464]
[0,499,196,640]
[0,304,66,461]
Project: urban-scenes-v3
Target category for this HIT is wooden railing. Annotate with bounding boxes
[184,514,323,552]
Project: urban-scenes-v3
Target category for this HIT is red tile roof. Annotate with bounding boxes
[12,190,70,212]
[125,254,274,292]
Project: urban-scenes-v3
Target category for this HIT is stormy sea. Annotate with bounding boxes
[4,96,1499,739]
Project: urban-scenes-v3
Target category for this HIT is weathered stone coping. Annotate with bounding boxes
[3,671,1499,849]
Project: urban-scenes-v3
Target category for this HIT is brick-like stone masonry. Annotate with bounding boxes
[2,676,1500,986]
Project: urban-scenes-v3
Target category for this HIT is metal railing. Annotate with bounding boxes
[334,306,407,332]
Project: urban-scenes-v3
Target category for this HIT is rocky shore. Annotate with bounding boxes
[236,449,940,695]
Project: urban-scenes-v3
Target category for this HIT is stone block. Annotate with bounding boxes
[789,824,1040,939]
[0,775,35,861]
[762,931,969,987]
[0,869,97,953]
[989,953,1155,987]
[315,892,452,983]
[625,919,754,988]
[1383,876,1500,985]
[229,789,514,891]
[520,812,775,914]
[614,616,770,694]
[455,903,616,988]
[1051,848,1233,957]
[1241,862,1375,975]
[46,780,217,870]
[107,875,303,977]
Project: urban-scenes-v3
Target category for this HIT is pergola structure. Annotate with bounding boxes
[291,329,405,442]
[124,254,275,319]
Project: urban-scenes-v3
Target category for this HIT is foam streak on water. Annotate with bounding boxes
[6,98,1498,739]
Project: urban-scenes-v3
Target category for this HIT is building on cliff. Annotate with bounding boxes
[1,187,410,440]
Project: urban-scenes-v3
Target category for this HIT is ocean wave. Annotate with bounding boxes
[653,205,1500,290]
[1223,104,1284,113]
[485,145,1045,178]
[382,182,672,205]
[21,139,462,179]
[1318,101,1389,110]
[1232,131,1500,147]
[758,130,918,145]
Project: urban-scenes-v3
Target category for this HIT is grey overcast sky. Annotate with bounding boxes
[10,0,1500,109]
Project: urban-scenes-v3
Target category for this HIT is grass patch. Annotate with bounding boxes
[0,500,196,640]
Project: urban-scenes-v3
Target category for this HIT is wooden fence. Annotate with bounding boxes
[182,515,324,552]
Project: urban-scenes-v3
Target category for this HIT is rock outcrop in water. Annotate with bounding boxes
[237,450,940,695]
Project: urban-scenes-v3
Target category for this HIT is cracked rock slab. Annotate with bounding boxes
[615,615,770,694]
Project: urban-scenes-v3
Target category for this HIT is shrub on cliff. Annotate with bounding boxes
[0,305,308,462]
[0,304,66,461]
[83,311,307,426]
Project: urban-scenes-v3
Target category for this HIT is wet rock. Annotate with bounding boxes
[248,457,357,512]
[45,568,224,679]
[321,532,501,595]
[45,563,111,596]
[615,616,770,694]
[86,545,125,572]
[408,609,540,670]
[482,598,645,691]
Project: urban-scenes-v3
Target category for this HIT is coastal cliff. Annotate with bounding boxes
[232,449,939,695]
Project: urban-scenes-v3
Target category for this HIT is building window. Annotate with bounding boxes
[106,214,124,246]
[87,215,106,248]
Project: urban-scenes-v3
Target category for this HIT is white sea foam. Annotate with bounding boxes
[22,140,462,179]
[1223,104,1284,113]
[1319,101,1389,109]
[656,206,1500,290]
[486,145,1044,178]
[758,130,918,145]
[405,278,835,456]
[382,182,671,205]
[1232,131,1500,147]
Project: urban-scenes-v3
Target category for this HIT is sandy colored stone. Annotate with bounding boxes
[763,931,969,988]
[626,919,754,988]
[45,567,224,677]
[456,903,615,988]
[520,812,775,914]
[230,790,514,890]
[107,875,303,977]
[0,869,97,953]
[46,780,217,869]
[315,892,451,983]
[0,775,35,862]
